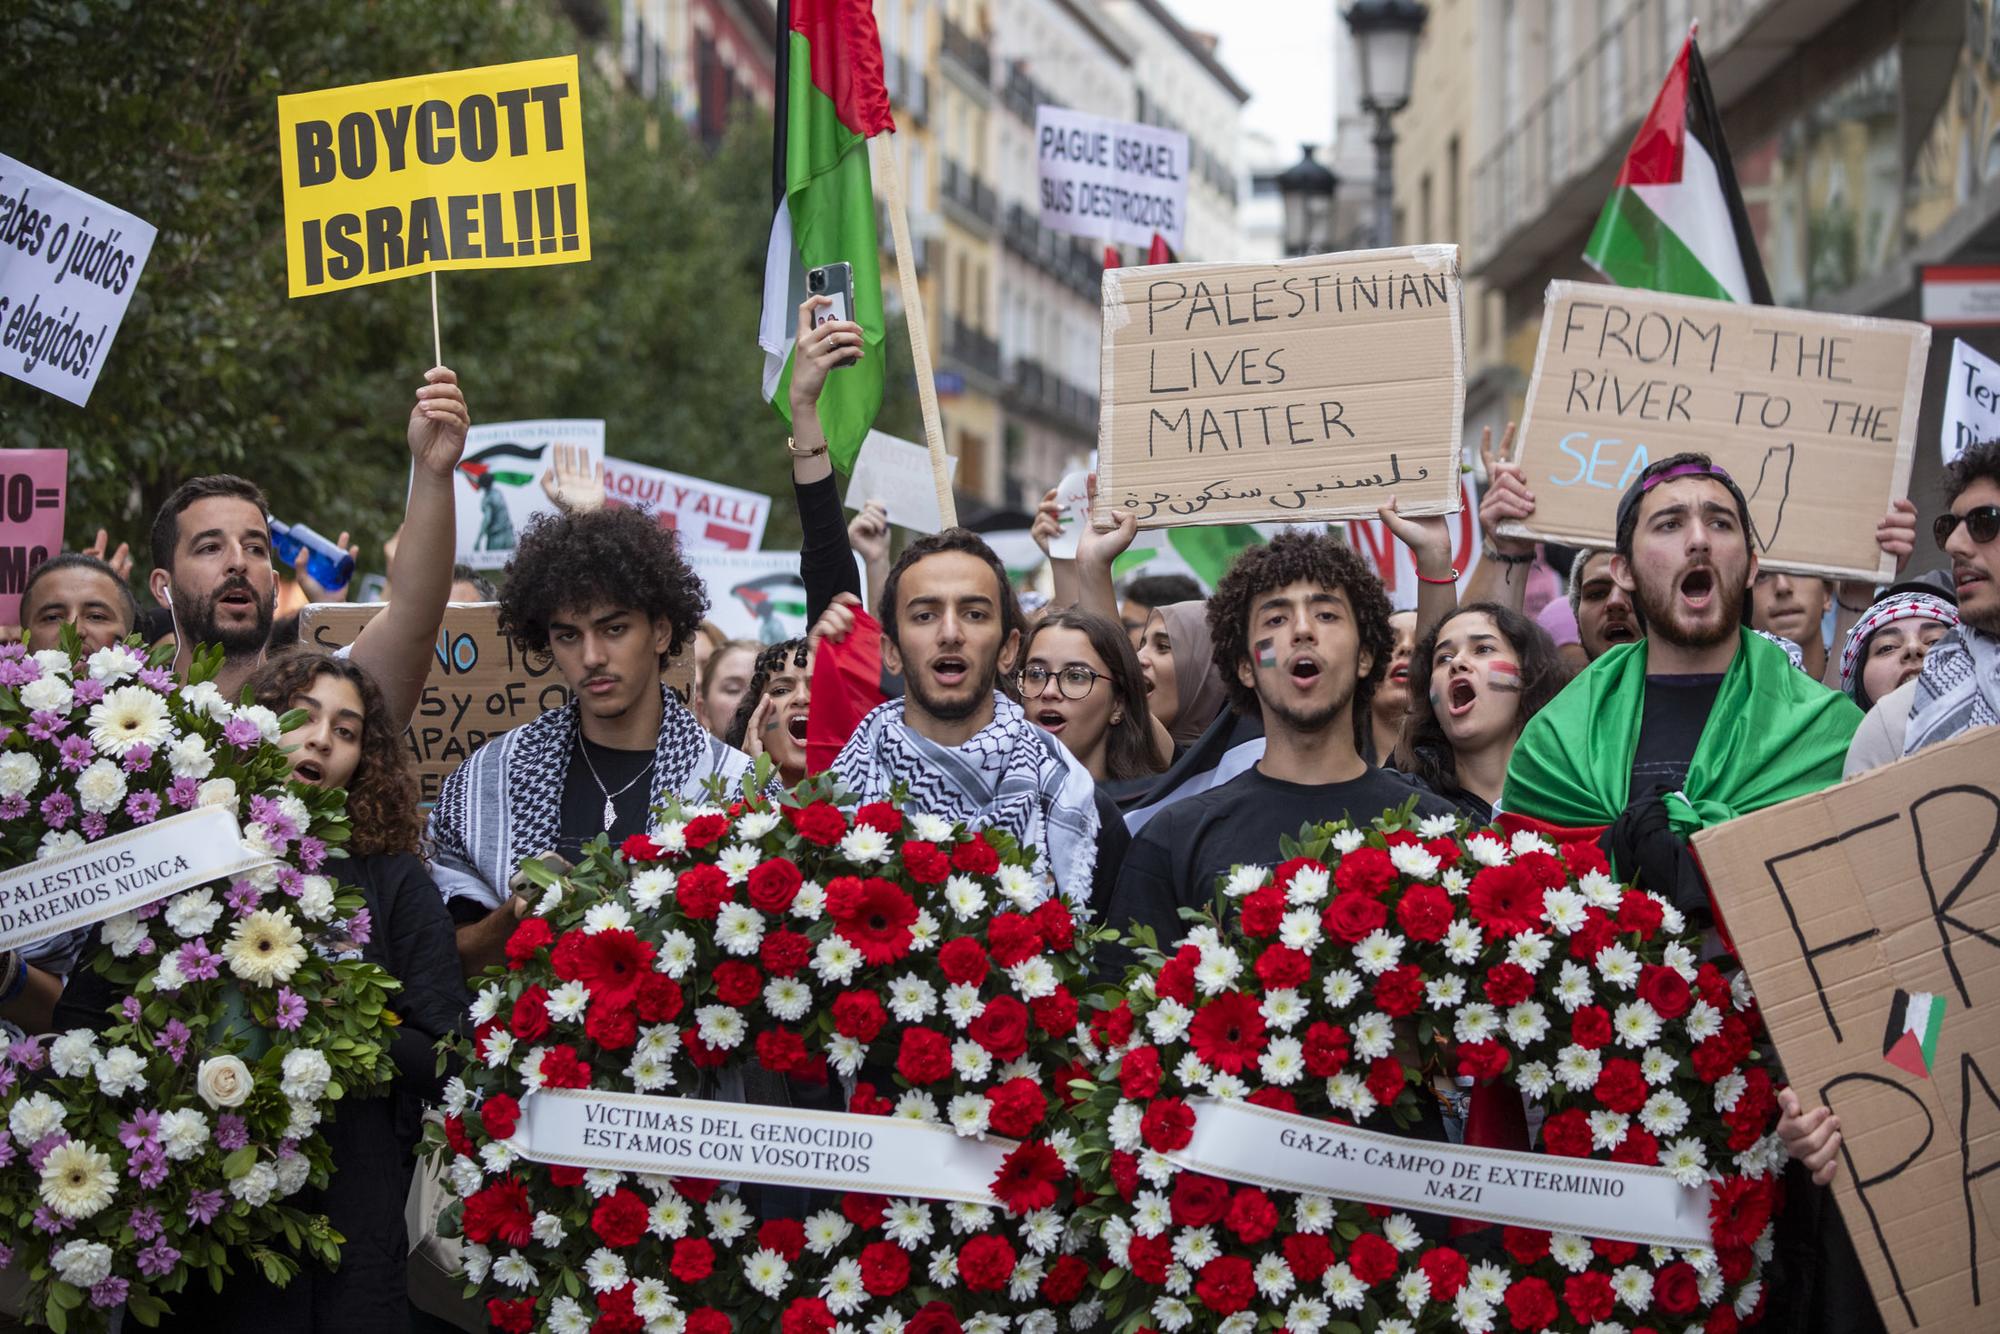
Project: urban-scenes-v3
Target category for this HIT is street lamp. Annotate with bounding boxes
[1344,0,1429,248]
[1274,145,1339,258]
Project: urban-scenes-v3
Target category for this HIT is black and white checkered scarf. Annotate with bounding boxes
[1904,624,2000,757]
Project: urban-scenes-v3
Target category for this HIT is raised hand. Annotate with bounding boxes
[1478,421,1536,557]
[849,501,890,566]
[83,528,133,581]
[296,531,360,603]
[540,442,606,513]
[1376,496,1453,579]
[789,295,864,413]
[1075,473,1137,572]
[408,366,470,480]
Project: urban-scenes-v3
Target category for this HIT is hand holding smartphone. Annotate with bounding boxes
[806,262,860,368]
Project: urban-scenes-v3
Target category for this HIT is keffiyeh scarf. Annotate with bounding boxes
[1903,624,2000,757]
[1838,591,1959,698]
[831,693,1100,910]
[429,685,754,910]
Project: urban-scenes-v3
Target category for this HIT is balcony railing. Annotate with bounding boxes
[1002,204,1103,297]
[885,53,930,124]
[1009,358,1099,436]
[941,16,992,87]
[941,159,997,228]
[949,319,1001,380]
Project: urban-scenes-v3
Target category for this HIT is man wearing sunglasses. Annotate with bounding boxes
[1846,440,2000,774]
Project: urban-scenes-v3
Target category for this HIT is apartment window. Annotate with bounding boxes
[1419,173,1433,244]
[955,254,969,321]
[1599,0,1625,128]
[1446,135,1461,239]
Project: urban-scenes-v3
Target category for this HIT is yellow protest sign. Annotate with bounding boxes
[277,55,590,297]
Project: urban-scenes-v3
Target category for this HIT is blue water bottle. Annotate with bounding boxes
[269,518,354,592]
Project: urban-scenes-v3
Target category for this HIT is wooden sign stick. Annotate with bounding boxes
[869,134,957,530]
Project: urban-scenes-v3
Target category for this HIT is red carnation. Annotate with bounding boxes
[1695,962,1732,1009]
[1638,963,1693,1019]
[1618,890,1666,938]
[509,987,551,1042]
[905,1303,964,1334]
[1240,885,1286,937]
[842,1192,888,1227]
[1333,845,1396,897]
[896,1027,952,1084]
[1170,1172,1231,1226]
[1108,1149,1141,1198]
[832,989,888,1042]
[788,800,847,845]
[1256,943,1313,991]
[1456,1039,1509,1082]
[619,833,663,862]
[1570,1005,1613,1049]
[1515,848,1567,887]
[670,1238,716,1282]
[991,1139,1065,1214]
[685,1311,732,1334]
[1041,1254,1091,1305]
[848,1083,894,1116]
[757,1027,808,1074]
[1561,837,1610,880]
[1417,1246,1469,1298]
[1540,1107,1593,1157]
[1503,1226,1550,1264]
[1140,1097,1195,1152]
[684,1026,726,1068]
[855,801,903,834]
[902,841,951,884]
[684,813,729,848]
[986,1077,1047,1137]
[1655,1260,1701,1314]
[1302,1021,1351,1077]
[547,1162,583,1185]
[938,936,990,986]
[550,931,589,980]
[591,1188,649,1248]
[1347,1232,1399,1285]
[1127,1232,1172,1283]
[462,1177,533,1246]
[538,1045,590,1088]
[1592,1237,1639,1264]
[1323,891,1389,943]
[759,1217,806,1260]
[859,1240,910,1296]
[759,929,811,978]
[1284,1233,1337,1282]
[503,917,553,969]
[585,1003,637,1050]
[480,1093,521,1141]
[1373,963,1425,1016]
[1569,908,1617,962]
[747,858,804,913]
[674,1176,722,1204]
[950,832,999,873]
[712,960,762,1007]
[1593,1058,1649,1114]
[487,1297,536,1333]
[1366,1054,1407,1105]
[958,1234,1016,1292]
[780,1298,836,1334]
[1089,1000,1135,1049]
[1031,898,1076,950]
[1119,1045,1164,1099]
[1468,864,1544,936]
[1708,1174,1775,1248]
[1188,992,1267,1074]
[675,863,731,919]
[1484,962,1535,1007]
[1504,1275,1558,1331]
[829,876,919,964]
[969,994,1030,1060]
[636,973,684,1022]
[1030,985,1078,1036]
[1246,1086,1299,1112]
[1223,1187,1278,1243]
[1396,881,1455,942]
[1194,1254,1256,1315]
[986,912,1042,967]
[443,1114,473,1157]
[1155,946,1199,1004]
[1610,1125,1660,1165]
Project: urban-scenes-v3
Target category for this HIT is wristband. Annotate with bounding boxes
[1481,545,1534,565]
[1415,568,1460,586]
[785,436,828,460]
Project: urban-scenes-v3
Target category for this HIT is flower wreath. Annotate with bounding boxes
[0,638,402,1330]
[1073,808,1782,1334]
[432,772,1097,1334]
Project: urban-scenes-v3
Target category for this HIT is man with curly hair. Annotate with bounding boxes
[430,505,756,972]
[1105,530,1450,954]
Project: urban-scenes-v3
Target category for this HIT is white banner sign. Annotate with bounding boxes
[846,431,957,535]
[1035,106,1188,253]
[516,1089,1012,1204]
[1172,1097,1715,1248]
[1941,338,2000,467]
[0,806,269,952]
[0,152,158,406]
[453,419,606,571]
[687,550,808,644]
[1044,468,1094,560]
[604,456,771,552]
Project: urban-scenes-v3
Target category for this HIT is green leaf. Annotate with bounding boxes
[221,1145,259,1179]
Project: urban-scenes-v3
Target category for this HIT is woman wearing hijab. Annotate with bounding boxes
[1838,588,1960,712]
[1138,600,1228,761]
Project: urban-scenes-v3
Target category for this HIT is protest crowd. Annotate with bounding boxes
[6,13,2000,1334]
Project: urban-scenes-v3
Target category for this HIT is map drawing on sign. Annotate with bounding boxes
[1746,441,1794,553]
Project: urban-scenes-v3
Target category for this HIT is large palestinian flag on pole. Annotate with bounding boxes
[759,0,895,471]
[1583,32,1771,304]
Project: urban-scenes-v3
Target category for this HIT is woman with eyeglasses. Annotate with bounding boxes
[1019,609,1164,784]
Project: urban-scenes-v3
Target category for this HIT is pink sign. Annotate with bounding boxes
[0,449,68,625]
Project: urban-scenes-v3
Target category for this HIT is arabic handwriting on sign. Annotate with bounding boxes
[1267,453,1430,510]
[1121,491,1172,521]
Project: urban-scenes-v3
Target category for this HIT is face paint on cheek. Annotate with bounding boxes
[1255,638,1278,670]
[1429,678,1449,713]
[1487,661,1523,693]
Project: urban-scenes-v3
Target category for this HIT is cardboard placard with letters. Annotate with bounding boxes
[1691,726,2000,1332]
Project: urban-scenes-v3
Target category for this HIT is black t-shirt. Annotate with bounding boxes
[1105,765,1455,957]
[558,736,656,863]
[1628,673,1722,799]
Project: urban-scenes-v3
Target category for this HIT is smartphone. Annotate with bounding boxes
[806,261,853,327]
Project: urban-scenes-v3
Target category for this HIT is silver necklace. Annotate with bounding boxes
[577,740,655,831]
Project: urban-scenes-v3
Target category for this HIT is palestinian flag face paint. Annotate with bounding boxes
[1883,990,1946,1079]
[1488,661,1523,693]
[1255,638,1279,670]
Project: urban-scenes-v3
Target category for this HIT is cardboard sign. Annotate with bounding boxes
[1692,726,2000,1332]
[1096,246,1465,530]
[0,154,156,405]
[452,418,605,570]
[300,601,691,802]
[604,456,770,552]
[0,449,67,624]
[1035,105,1189,253]
[1941,338,2000,467]
[1509,281,1927,581]
[277,56,590,297]
[845,431,957,535]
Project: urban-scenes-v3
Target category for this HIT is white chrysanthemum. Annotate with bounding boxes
[1388,841,1439,881]
[158,1108,208,1161]
[448,1157,485,1198]
[1505,933,1553,973]
[1269,911,1320,957]
[1612,1264,1654,1312]
[1322,968,1363,1008]
[92,1045,147,1098]
[50,1238,114,1286]
[19,673,74,715]
[1613,1000,1663,1048]
[629,1277,673,1320]
[882,1198,935,1248]
[1353,929,1405,976]
[1351,1011,1394,1060]
[1540,888,1587,934]
[1555,1044,1603,1091]
[1395,1268,1431,1315]
[1259,1036,1305,1085]
[1638,1046,1677,1086]
[225,908,307,986]
[1553,961,1594,1010]
[1662,1137,1709,1187]
[1171,1226,1219,1269]
[49,1029,100,1079]
[1588,1110,1629,1150]
[1252,988,1302,1033]
[1421,973,1466,1009]
[481,1029,517,1068]
[695,1005,746,1049]
[529,1210,569,1247]
[1322,1262,1366,1309]
[584,1247,629,1293]
[762,975,812,1022]
[951,1039,993,1082]
[649,1193,692,1240]
[1594,943,1641,988]
[735,808,781,838]
[838,825,891,863]
[803,1209,853,1255]
[825,1032,866,1077]
[1146,998,1193,1044]
[1466,832,1508,866]
[876,974,934,1023]
[39,1140,117,1219]
[1452,1003,1499,1044]
[492,1252,538,1289]
[1684,999,1725,1042]
[655,928,697,977]
[546,980,590,1021]
[1442,919,1483,965]
[625,1051,673,1091]
[1504,1001,1550,1045]
[1149,1295,1193,1332]
[1193,945,1242,994]
[1712,1070,1748,1113]
[1451,1289,1497,1333]
[908,906,942,951]
[894,1090,941,1123]
[628,868,674,913]
[1008,955,1058,999]
[939,873,989,920]
[908,812,953,842]
[544,1296,589,1334]
[582,900,632,934]
[1173,1050,1212,1089]
[1381,1212,1422,1251]
[1286,862,1331,904]
[812,934,862,984]
[1639,1091,1690,1136]
[1515,1060,1555,1098]
[942,982,984,1029]
[458,1242,492,1283]
[1215,864,1264,901]
[817,1256,867,1315]
[1329,827,1366,854]
[1324,1072,1377,1119]
[712,902,764,956]
[1293,1193,1334,1234]
[994,863,1040,907]
[744,1247,791,1296]
[1662,940,1698,979]
[1549,1232,1592,1272]
[0,751,41,799]
[166,887,224,938]
[947,1092,991,1137]
[74,757,127,813]
[717,843,761,885]
[1418,812,1461,839]
[87,684,172,757]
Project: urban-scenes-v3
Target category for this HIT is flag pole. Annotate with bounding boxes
[869,134,957,530]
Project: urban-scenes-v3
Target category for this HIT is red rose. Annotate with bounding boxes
[1119,1045,1164,1099]
[487,1297,536,1333]
[1127,1232,1172,1283]
[747,858,804,913]
[1720,1243,1755,1285]
[788,800,847,845]
[1708,1308,1742,1334]
[1654,1260,1700,1315]
[1041,1254,1091,1305]
[1540,1107,1593,1157]
[585,1003,637,1050]
[756,1027,808,1074]
[950,832,999,873]
[1223,1187,1278,1243]
[842,1192,888,1228]
[550,931,589,980]
[1570,1005,1613,1049]
[902,841,952,884]
[897,1027,952,1084]
[1284,1233,1337,1282]
[1396,881,1455,942]
[832,990,888,1042]
[986,1077,1047,1137]
[1239,885,1287,937]
[1334,846,1396,897]
[712,960,762,1007]
[619,833,663,862]
[1503,1226,1550,1264]
[670,1238,716,1282]
[1194,1254,1256,1315]
[1417,1246,1468,1298]
[1504,1275,1558,1331]
[1484,962,1535,1007]
[1323,891,1389,943]
[759,929,811,978]
[1373,963,1425,1016]
[1256,943,1313,991]
[675,864,730,919]
[780,1298,836,1334]
[969,995,1030,1060]
[1089,1001,1134,1049]
[480,1093,521,1141]
[855,802,903,835]
[938,937,990,986]
[509,987,551,1041]
[1593,1058,1649,1114]
[1246,1086,1299,1113]
[1366,1054,1407,1106]
[591,1188,650,1248]
[1030,985,1078,1036]
[636,973,683,1022]
[1168,1171,1230,1227]
[1610,1126,1660,1164]
[759,1217,806,1260]
[958,1234,1016,1292]
[1618,890,1665,938]
[905,1303,963,1334]
[1563,1268,1613,1322]
[538,1045,590,1088]
[1456,1040,1509,1082]
[684,813,729,848]
[1031,898,1076,950]
[1140,1098,1195,1152]
[859,1240,910,1296]
[503,917,552,969]
[1347,1232,1399,1285]
[1302,1022,1351,1077]
[1638,963,1693,1020]
[1188,992,1267,1074]
[1468,864,1545,936]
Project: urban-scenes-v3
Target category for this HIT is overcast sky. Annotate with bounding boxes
[1163,0,1337,159]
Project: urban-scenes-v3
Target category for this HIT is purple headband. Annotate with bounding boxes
[1640,461,1735,492]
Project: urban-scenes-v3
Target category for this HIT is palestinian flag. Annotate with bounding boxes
[759,0,895,471]
[1583,32,1771,304]
[1883,990,1946,1079]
